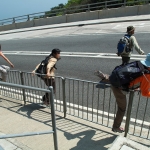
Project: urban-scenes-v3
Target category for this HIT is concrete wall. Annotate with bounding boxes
[138,4,150,15]
[66,10,99,23]
[15,20,34,29]
[98,5,139,19]
[0,4,150,32]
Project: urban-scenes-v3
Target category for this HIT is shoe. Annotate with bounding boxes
[43,101,50,106]
[112,127,124,133]
[94,71,106,79]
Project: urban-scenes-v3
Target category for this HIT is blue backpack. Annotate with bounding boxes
[109,61,149,91]
[117,34,131,56]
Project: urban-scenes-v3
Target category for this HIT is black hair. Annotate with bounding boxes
[46,48,61,59]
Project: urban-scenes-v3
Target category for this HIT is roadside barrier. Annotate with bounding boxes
[0,70,149,140]
[0,81,58,150]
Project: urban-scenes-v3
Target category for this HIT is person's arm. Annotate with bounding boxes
[32,63,40,75]
[46,58,57,77]
[130,36,144,55]
[0,51,14,68]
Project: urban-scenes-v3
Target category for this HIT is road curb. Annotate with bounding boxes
[0,16,150,36]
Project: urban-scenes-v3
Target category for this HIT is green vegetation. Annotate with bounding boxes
[35,0,146,19]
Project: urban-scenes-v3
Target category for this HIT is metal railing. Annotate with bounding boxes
[0,0,150,25]
[0,81,58,150]
[4,70,66,116]
[0,70,150,140]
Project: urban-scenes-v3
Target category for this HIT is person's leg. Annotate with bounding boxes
[111,86,127,132]
[0,65,10,82]
[122,56,130,65]
[43,78,56,105]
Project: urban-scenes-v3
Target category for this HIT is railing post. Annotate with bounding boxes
[124,0,126,6]
[27,15,30,21]
[124,90,134,137]
[49,86,58,150]
[87,4,90,11]
[13,18,15,23]
[62,77,67,118]
[105,1,107,9]
[20,72,26,105]
[63,8,66,15]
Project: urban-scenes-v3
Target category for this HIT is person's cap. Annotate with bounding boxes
[126,26,135,33]
[52,48,61,54]
[140,53,150,67]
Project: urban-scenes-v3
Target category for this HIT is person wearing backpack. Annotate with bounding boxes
[32,48,61,105]
[95,53,150,133]
[117,26,145,65]
[0,44,14,81]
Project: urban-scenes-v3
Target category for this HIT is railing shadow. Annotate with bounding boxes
[0,97,149,149]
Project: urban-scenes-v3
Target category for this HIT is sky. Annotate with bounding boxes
[0,0,68,20]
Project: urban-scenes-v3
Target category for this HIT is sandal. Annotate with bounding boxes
[94,71,106,80]
[43,101,50,106]
[112,127,124,133]
[42,95,50,106]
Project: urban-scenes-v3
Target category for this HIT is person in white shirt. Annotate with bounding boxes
[0,44,14,81]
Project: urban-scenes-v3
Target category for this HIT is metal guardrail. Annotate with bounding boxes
[0,81,58,150]
[0,70,150,140]
[0,0,150,25]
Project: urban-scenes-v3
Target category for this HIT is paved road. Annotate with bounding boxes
[0,19,150,123]
[0,20,150,80]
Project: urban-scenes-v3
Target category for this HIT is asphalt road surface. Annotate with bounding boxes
[0,19,150,123]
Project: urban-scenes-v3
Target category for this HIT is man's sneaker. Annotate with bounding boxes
[112,127,124,133]
[94,71,106,80]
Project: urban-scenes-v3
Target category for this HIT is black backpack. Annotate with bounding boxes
[109,61,149,91]
[36,56,56,78]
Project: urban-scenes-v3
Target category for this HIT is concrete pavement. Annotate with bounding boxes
[0,96,150,150]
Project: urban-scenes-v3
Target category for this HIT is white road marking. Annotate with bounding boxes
[112,24,121,29]
[3,51,146,60]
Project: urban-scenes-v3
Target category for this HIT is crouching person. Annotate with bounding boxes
[95,53,150,133]
[32,48,61,105]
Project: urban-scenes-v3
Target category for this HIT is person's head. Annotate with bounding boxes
[51,48,61,59]
[140,53,150,69]
[126,26,135,35]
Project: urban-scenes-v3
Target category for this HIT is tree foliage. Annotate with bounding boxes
[37,0,145,19]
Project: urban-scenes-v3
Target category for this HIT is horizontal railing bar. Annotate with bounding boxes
[0,130,54,139]
[0,81,51,93]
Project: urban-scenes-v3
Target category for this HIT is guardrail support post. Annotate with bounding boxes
[87,4,90,11]
[20,72,26,105]
[62,77,67,118]
[105,1,107,9]
[27,15,30,21]
[124,0,126,6]
[13,18,15,23]
[124,90,134,137]
[49,86,58,150]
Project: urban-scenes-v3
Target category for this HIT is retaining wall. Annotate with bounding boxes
[0,4,150,32]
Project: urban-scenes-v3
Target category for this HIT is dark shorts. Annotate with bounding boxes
[43,78,56,93]
[122,56,130,65]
